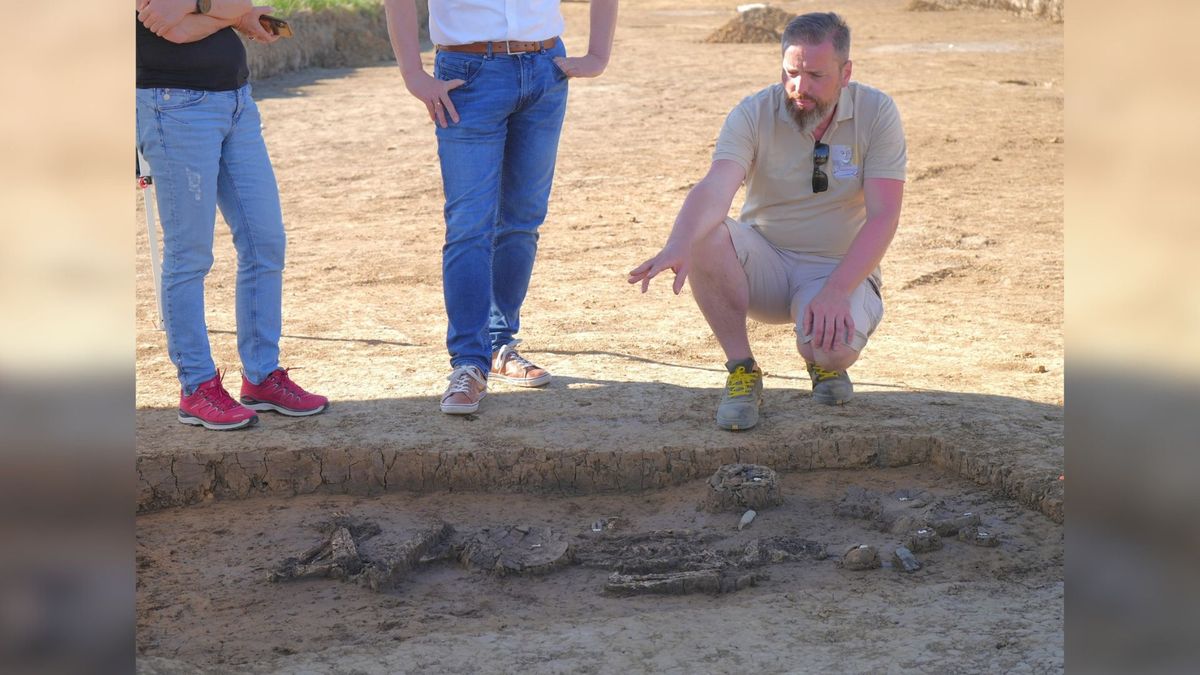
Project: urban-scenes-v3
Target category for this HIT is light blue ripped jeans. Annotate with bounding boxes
[136,84,285,394]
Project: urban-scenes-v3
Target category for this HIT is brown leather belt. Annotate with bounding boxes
[436,37,559,55]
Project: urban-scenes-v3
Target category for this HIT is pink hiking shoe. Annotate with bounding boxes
[178,371,259,431]
[240,368,329,417]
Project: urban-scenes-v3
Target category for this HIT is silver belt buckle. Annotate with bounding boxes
[504,40,515,55]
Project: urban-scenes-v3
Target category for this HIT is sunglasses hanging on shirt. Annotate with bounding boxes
[812,142,829,194]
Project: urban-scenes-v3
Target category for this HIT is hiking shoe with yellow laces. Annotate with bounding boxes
[807,362,854,405]
[716,359,763,431]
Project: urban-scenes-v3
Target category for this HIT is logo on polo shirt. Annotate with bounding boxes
[832,144,858,179]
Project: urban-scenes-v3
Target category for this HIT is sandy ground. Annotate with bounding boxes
[135,0,1063,671]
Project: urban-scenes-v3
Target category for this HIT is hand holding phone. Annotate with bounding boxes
[258,15,293,38]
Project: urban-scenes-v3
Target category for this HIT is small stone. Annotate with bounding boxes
[892,546,921,572]
[738,509,757,531]
[958,526,999,547]
[889,488,933,508]
[587,517,626,533]
[841,544,881,571]
[588,517,624,533]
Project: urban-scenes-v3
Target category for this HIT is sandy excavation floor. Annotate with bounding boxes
[135,0,1063,671]
[138,465,1062,673]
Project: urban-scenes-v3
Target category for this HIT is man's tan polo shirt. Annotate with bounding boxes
[713,81,907,270]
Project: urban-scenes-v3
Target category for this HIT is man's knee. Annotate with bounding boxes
[819,349,858,372]
[691,220,736,266]
[800,340,860,372]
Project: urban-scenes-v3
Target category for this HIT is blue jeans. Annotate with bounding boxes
[434,41,569,374]
[135,84,285,394]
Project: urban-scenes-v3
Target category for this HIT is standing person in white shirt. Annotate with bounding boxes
[384,0,618,415]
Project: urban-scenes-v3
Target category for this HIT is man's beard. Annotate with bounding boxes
[786,94,834,134]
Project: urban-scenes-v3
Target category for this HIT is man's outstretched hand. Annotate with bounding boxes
[628,243,690,295]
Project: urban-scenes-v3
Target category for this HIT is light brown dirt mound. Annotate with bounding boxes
[907,0,1063,22]
[907,0,952,11]
[704,6,794,44]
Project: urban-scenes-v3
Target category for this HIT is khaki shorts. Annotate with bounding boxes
[725,218,884,353]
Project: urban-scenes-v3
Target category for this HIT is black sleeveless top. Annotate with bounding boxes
[136,16,249,91]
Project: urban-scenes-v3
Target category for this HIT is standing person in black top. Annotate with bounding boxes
[137,0,329,430]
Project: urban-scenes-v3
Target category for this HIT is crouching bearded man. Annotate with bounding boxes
[628,12,906,430]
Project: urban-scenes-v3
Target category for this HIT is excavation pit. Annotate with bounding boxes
[137,463,1063,673]
[136,431,1061,523]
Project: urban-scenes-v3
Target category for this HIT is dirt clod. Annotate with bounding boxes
[929,509,982,536]
[741,537,828,565]
[270,520,454,591]
[459,525,573,576]
[703,463,783,513]
[906,528,943,553]
[841,544,882,571]
[957,525,1000,547]
[834,486,883,520]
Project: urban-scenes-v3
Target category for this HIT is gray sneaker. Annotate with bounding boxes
[716,359,763,431]
[807,362,853,405]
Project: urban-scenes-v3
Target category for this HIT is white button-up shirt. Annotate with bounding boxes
[429,0,565,45]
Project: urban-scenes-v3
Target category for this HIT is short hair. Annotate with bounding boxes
[781,12,851,62]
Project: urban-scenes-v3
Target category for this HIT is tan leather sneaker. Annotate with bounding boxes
[441,365,488,414]
[490,340,551,388]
